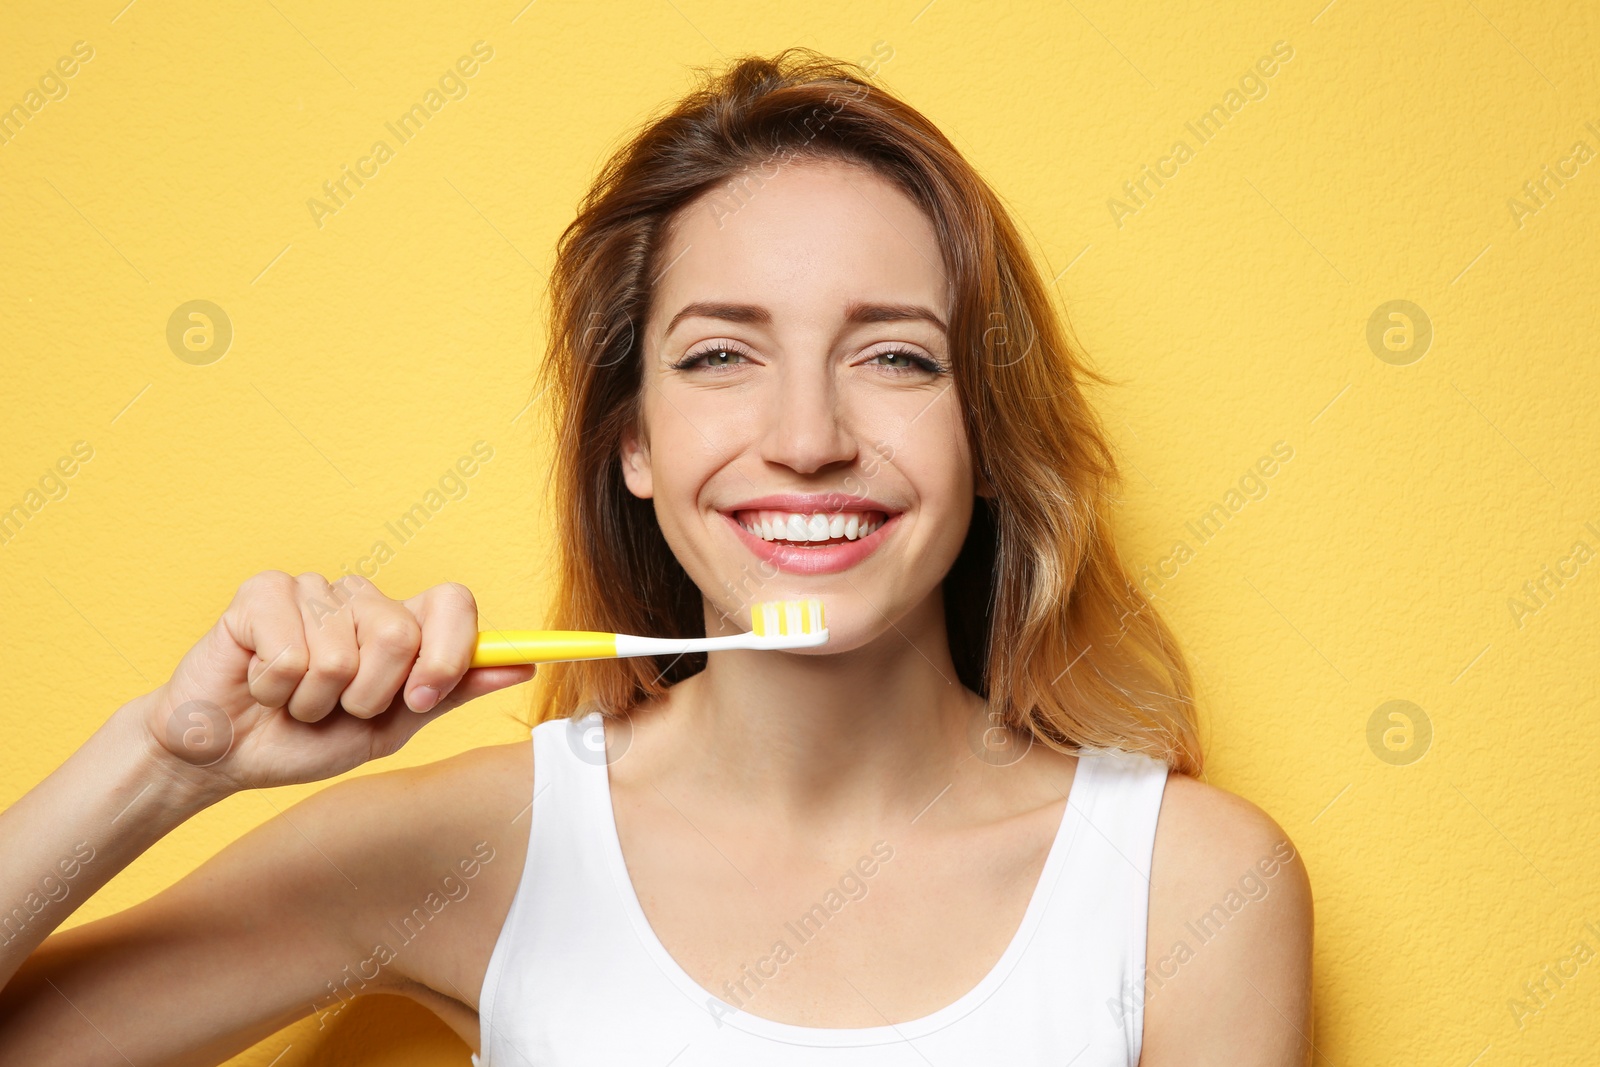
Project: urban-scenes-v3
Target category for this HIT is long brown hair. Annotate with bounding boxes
[525,48,1202,775]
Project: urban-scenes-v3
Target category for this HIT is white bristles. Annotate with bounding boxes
[612,597,828,658]
[751,598,825,636]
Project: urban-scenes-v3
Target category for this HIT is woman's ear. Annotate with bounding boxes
[619,423,654,499]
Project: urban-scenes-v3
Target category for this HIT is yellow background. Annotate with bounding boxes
[3,0,1597,1062]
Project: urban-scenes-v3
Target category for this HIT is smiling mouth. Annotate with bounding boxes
[732,508,889,546]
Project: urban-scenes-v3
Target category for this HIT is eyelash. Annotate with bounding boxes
[669,343,946,375]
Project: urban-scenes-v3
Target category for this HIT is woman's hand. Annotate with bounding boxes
[125,571,535,796]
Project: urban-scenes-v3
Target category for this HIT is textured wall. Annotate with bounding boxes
[2,0,1597,1063]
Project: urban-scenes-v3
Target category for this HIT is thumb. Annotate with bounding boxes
[433,664,539,713]
[368,664,539,757]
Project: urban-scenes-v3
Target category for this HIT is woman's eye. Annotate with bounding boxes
[867,348,942,373]
[674,346,748,370]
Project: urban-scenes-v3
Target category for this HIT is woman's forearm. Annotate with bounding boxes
[0,691,230,993]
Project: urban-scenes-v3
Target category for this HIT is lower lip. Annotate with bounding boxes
[722,512,899,575]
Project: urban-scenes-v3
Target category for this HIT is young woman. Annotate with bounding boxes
[0,49,1312,1065]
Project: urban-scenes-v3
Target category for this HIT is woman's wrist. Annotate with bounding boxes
[107,690,239,819]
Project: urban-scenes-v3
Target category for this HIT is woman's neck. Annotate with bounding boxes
[651,590,986,829]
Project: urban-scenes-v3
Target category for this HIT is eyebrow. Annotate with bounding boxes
[664,300,948,337]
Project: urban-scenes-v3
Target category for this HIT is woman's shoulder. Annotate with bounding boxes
[1139,771,1314,1063]
[1153,771,1302,867]
[1148,771,1310,930]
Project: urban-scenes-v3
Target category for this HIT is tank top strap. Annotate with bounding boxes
[527,707,618,892]
[1043,746,1171,1062]
[476,709,632,1067]
[1066,746,1169,882]
[532,706,606,799]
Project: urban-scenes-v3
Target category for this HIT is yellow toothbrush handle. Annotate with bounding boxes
[471,630,618,667]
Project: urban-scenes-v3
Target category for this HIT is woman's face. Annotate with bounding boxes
[622,156,978,653]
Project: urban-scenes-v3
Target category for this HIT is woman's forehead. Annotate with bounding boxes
[648,159,949,332]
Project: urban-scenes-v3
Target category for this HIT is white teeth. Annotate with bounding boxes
[736,509,887,543]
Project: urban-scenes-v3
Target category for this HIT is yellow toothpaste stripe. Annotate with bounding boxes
[751,599,824,637]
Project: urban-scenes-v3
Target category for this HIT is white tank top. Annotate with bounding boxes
[474,710,1170,1066]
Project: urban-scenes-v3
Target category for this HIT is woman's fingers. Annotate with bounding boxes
[287,573,361,723]
[228,571,311,710]
[401,582,481,713]
[146,570,535,794]
[338,576,422,718]
[220,571,521,723]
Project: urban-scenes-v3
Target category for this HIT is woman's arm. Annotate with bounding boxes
[0,743,527,1065]
[0,571,535,1062]
[0,693,228,989]
[1138,774,1315,1067]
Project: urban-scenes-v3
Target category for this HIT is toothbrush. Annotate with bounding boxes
[470,598,828,668]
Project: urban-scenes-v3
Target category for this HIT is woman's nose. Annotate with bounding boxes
[759,362,857,475]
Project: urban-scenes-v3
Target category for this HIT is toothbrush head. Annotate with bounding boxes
[749,598,829,646]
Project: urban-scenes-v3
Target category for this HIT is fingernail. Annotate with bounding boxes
[410,685,442,713]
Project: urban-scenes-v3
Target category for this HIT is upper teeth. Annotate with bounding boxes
[736,510,886,542]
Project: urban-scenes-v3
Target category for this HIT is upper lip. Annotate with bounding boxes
[721,493,901,515]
